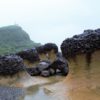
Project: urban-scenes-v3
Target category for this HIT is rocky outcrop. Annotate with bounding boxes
[36,43,58,54]
[61,29,100,59]
[16,48,40,62]
[0,55,24,75]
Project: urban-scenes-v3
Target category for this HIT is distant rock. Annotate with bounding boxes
[36,43,58,54]
[37,60,51,72]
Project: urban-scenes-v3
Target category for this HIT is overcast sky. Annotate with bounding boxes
[0,0,100,47]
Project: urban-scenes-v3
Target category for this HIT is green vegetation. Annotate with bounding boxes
[0,25,40,55]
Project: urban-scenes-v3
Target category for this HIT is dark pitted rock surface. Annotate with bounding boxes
[61,29,100,59]
[0,54,24,75]
[0,86,25,100]
[36,43,58,54]
[16,48,40,62]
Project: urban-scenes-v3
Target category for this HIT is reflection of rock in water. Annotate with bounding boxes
[43,88,53,95]
[0,86,25,100]
[26,85,39,95]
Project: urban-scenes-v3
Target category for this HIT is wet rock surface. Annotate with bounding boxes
[61,29,100,59]
[16,48,40,62]
[0,55,24,75]
[0,86,25,100]
[36,43,58,54]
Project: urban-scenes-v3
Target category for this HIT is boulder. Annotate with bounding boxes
[16,48,40,62]
[41,70,50,77]
[37,60,51,72]
[0,54,24,75]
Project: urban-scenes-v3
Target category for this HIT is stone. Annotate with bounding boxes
[37,60,51,72]
[41,70,50,77]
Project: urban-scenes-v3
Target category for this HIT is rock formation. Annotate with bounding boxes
[0,42,69,77]
[61,29,100,59]
[0,54,24,75]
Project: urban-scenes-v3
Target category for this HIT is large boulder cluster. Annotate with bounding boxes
[16,48,40,62]
[36,43,58,54]
[61,29,100,59]
[26,54,69,77]
[0,55,24,75]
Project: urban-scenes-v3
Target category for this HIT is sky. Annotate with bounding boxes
[0,0,100,48]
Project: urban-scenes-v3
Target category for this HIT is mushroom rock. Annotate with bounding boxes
[16,48,40,63]
[0,54,24,75]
